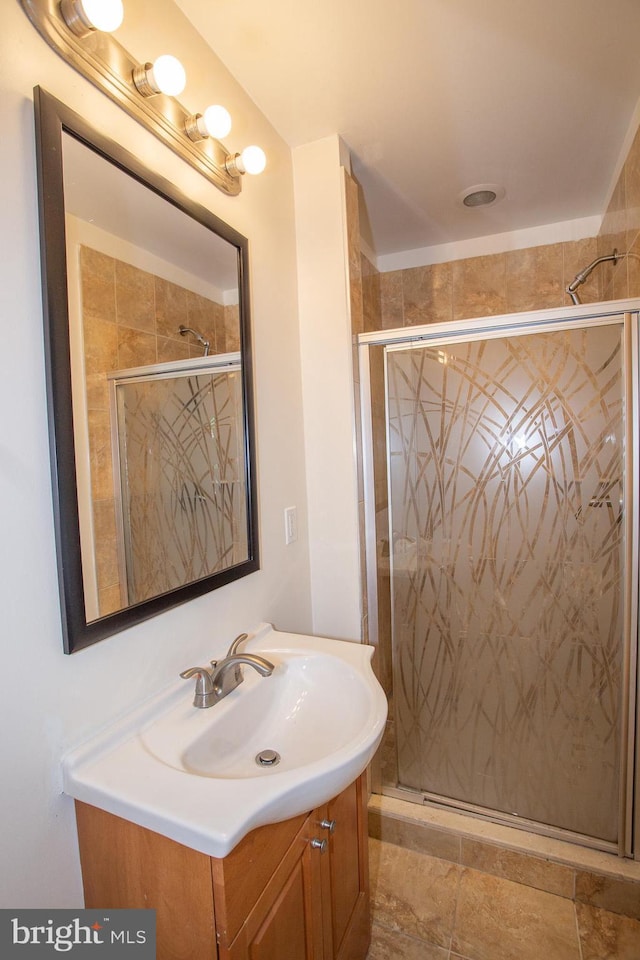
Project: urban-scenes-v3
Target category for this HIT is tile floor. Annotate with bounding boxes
[366,838,640,960]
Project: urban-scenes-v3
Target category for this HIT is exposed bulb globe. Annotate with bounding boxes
[202,105,232,140]
[80,0,124,32]
[240,145,266,175]
[150,55,186,97]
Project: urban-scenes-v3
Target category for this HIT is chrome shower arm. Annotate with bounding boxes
[567,249,621,304]
[178,324,211,356]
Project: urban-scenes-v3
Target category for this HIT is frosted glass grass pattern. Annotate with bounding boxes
[115,370,247,605]
[386,325,625,843]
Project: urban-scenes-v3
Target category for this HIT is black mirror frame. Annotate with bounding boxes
[33,87,259,654]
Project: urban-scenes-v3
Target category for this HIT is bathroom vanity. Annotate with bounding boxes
[62,626,387,959]
[75,773,369,959]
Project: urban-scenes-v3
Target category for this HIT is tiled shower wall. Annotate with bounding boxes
[597,121,640,301]
[80,246,238,617]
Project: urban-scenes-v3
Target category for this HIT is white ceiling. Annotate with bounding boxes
[63,132,239,293]
[176,0,640,259]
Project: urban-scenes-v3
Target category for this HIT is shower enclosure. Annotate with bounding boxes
[110,354,247,606]
[359,304,639,857]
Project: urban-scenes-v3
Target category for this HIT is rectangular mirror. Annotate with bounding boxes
[34,87,259,653]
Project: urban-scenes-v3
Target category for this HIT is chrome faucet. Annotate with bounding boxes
[180,634,274,708]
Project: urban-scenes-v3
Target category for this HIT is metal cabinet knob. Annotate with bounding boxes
[310,838,328,852]
[320,818,336,833]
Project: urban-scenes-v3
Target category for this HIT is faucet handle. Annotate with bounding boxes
[180,666,215,708]
[227,632,249,657]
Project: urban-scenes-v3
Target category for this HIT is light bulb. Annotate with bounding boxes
[148,55,186,96]
[60,0,123,36]
[202,105,232,139]
[81,0,123,31]
[134,55,186,97]
[238,145,267,175]
[185,105,232,142]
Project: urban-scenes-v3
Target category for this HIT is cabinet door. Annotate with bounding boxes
[247,857,308,960]
[326,776,370,960]
[212,813,307,947]
[222,813,327,960]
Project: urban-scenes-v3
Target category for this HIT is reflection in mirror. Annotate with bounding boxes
[63,135,245,621]
[34,88,258,653]
[111,356,245,611]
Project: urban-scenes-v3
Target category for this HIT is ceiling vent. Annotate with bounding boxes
[460,184,505,207]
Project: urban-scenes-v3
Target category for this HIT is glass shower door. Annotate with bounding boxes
[386,320,630,845]
[113,366,247,606]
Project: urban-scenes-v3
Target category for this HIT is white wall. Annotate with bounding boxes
[293,137,362,642]
[0,0,311,906]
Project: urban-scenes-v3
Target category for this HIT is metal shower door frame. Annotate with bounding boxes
[358,300,640,858]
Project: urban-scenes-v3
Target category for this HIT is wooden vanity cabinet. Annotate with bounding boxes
[75,773,370,960]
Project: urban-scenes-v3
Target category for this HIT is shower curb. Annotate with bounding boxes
[369,793,640,921]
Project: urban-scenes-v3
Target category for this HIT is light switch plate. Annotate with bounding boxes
[284,506,298,545]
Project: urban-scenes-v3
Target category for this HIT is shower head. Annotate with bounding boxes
[178,325,210,356]
[566,249,621,305]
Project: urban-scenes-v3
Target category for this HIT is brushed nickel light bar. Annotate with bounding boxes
[20,0,267,195]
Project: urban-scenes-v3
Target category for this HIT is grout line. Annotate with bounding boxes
[574,900,585,960]
[369,918,452,958]
[448,860,464,959]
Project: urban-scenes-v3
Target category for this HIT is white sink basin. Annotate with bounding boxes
[62,624,387,857]
[142,648,376,780]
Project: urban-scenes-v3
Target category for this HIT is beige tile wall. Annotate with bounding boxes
[598,124,640,300]
[375,237,602,331]
[80,246,233,617]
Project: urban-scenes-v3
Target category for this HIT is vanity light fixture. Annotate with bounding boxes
[225,145,267,177]
[185,105,233,142]
[60,0,123,37]
[20,0,267,194]
[133,55,187,97]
